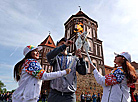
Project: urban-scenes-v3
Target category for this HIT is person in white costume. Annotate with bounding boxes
[90,52,137,102]
[12,45,71,102]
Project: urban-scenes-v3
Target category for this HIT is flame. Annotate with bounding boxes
[74,22,83,34]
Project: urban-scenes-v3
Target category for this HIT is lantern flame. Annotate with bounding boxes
[74,22,83,34]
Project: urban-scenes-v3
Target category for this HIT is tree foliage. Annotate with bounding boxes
[0,80,6,93]
[3,88,7,93]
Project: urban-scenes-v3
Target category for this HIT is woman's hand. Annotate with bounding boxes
[65,68,71,74]
[75,49,82,58]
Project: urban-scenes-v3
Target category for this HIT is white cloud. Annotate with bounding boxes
[95,0,138,66]
[0,63,13,69]
[0,0,52,47]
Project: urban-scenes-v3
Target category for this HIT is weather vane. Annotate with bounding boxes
[49,31,51,35]
[78,6,81,11]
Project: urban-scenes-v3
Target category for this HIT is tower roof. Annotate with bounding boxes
[40,34,56,48]
[64,10,98,27]
[75,10,86,16]
[131,61,138,70]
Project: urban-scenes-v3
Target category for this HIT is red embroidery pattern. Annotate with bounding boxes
[23,59,45,79]
[105,68,124,86]
[105,73,119,86]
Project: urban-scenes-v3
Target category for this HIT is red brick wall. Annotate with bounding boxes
[76,72,103,101]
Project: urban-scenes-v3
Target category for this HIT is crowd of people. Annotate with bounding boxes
[0,92,13,102]
[80,92,102,102]
[1,91,138,102]
[80,92,138,102]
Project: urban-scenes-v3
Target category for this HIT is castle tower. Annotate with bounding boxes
[64,10,105,100]
[64,10,105,75]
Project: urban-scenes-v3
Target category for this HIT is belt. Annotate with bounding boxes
[50,89,74,96]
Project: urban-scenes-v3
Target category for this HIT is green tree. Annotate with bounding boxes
[11,89,15,93]
[3,88,7,93]
[0,80,6,93]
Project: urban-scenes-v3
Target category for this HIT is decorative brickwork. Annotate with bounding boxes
[76,73,103,101]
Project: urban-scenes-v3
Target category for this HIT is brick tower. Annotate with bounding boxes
[64,10,105,100]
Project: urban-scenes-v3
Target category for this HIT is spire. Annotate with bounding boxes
[49,31,51,35]
[78,6,81,11]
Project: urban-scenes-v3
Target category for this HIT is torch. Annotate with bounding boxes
[68,22,96,69]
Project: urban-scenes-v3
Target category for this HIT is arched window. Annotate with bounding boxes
[99,68,102,75]
[92,59,97,67]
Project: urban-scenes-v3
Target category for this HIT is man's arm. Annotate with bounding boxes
[75,49,88,75]
[76,58,88,75]
[46,44,67,65]
[46,40,73,65]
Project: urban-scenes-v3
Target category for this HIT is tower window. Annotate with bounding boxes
[93,63,96,67]
[48,41,52,44]
[93,29,96,37]
[89,47,91,51]
[86,61,89,68]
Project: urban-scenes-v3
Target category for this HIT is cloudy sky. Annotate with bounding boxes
[0,0,138,91]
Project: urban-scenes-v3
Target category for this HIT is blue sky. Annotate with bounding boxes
[0,0,138,91]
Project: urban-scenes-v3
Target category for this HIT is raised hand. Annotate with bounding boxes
[65,40,73,47]
[75,49,82,58]
[65,68,71,74]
